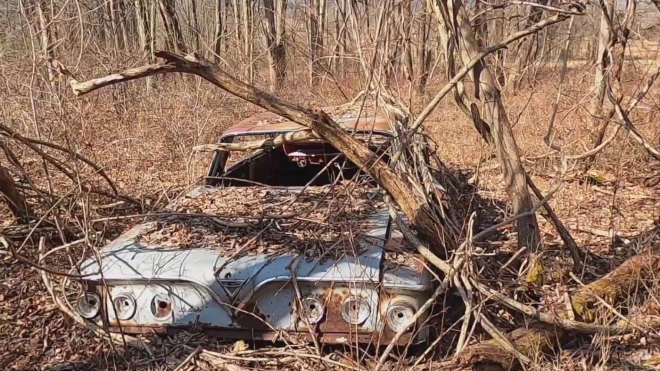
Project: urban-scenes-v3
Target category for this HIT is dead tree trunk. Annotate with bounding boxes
[585,0,614,167]
[263,0,287,92]
[134,0,153,87]
[308,0,325,85]
[241,0,253,82]
[191,0,201,51]
[108,0,122,50]
[415,9,431,93]
[117,0,130,49]
[34,0,56,85]
[213,0,224,63]
[159,0,186,54]
[458,253,660,370]
[430,0,543,284]
[0,163,30,222]
[400,0,414,83]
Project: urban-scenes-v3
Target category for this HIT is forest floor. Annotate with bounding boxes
[1,63,659,370]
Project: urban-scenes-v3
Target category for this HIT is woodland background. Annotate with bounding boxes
[1,0,660,369]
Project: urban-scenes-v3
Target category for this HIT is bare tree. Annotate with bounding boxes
[264,0,287,92]
[506,0,548,91]
[586,0,614,167]
[160,0,186,53]
[400,0,414,83]
[308,0,326,85]
[430,0,544,284]
[34,0,56,85]
[415,8,432,93]
[213,0,224,63]
[241,0,254,82]
[191,0,201,51]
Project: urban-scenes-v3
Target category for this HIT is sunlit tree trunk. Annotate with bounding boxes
[241,0,253,82]
[264,0,287,92]
[34,0,56,85]
[308,0,325,85]
[134,0,153,88]
[159,0,185,53]
[400,0,413,82]
[585,0,614,167]
[213,0,224,63]
[415,9,431,93]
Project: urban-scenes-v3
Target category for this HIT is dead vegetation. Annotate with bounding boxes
[1,0,660,370]
[139,182,387,258]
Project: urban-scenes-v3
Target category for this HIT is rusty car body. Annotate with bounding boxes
[76,110,434,345]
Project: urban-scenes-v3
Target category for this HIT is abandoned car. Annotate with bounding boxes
[76,109,434,345]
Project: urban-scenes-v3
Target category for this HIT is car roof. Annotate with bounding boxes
[220,110,394,139]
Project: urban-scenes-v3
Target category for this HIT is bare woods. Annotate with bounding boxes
[1,0,660,370]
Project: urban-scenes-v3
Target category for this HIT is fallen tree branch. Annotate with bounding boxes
[607,85,660,161]
[0,122,118,195]
[194,130,319,153]
[458,253,660,369]
[68,51,457,254]
[2,236,98,278]
[526,177,583,270]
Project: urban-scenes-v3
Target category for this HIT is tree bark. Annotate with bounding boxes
[415,9,431,93]
[108,0,122,50]
[400,0,413,83]
[134,0,153,89]
[241,0,253,82]
[585,0,614,168]
[159,0,186,54]
[34,0,56,85]
[191,0,201,51]
[213,0,224,63]
[117,0,130,49]
[308,0,325,85]
[264,0,287,92]
[0,163,30,222]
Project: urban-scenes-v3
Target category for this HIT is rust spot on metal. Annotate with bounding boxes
[235,299,269,330]
[108,318,140,327]
[154,298,172,319]
[319,287,356,334]
[108,325,414,345]
[221,111,394,139]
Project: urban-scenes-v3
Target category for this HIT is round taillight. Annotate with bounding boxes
[386,302,415,332]
[112,293,136,320]
[77,292,100,319]
[301,296,325,324]
[150,294,172,320]
[341,296,371,325]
